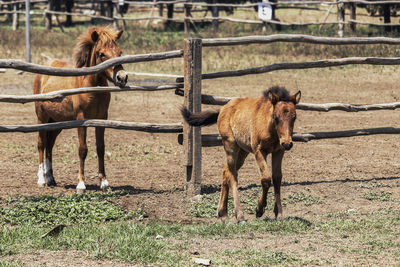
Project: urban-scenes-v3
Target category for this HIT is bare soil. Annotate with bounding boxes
[0,66,399,265]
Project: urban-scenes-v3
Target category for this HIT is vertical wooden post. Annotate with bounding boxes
[212,0,219,31]
[183,38,202,197]
[337,0,345,37]
[184,3,190,35]
[45,0,54,30]
[12,3,19,31]
[349,2,356,33]
[25,0,31,62]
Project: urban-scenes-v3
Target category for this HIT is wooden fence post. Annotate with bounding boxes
[12,3,19,31]
[212,0,219,31]
[183,38,202,197]
[337,0,345,37]
[45,0,54,30]
[349,2,356,33]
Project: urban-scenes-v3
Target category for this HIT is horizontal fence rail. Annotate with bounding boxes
[0,119,183,133]
[177,57,400,82]
[174,88,400,111]
[202,35,400,47]
[0,50,183,76]
[0,85,182,104]
[178,127,400,146]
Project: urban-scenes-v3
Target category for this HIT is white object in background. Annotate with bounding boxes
[258,2,273,21]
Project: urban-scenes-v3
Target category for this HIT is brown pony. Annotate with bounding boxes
[181,86,301,222]
[33,26,128,193]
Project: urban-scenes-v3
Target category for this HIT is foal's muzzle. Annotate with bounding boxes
[281,142,293,151]
[113,65,128,88]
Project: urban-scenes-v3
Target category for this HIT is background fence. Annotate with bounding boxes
[4,0,400,35]
[1,34,400,196]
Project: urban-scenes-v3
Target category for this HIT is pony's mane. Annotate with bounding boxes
[73,26,119,68]
[263,86,291,102]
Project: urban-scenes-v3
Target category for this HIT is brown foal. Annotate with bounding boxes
[33,26,128,193]
[182,86,301,222]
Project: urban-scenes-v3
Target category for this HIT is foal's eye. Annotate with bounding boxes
[273,114,279,124]
[100,52,105,58]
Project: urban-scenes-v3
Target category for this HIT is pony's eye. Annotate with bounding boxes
[100,52,105,58]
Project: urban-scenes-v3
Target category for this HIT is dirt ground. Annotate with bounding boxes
[0,66,400,222]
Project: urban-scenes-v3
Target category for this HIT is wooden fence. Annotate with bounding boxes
[2,34,400,196]
[176,35,400,196]
[4,0,400,36]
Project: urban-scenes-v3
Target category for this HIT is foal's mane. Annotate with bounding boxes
[263,86,291,102]
[73,26,119,68]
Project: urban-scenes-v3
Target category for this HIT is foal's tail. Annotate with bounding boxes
[180,107,220,127]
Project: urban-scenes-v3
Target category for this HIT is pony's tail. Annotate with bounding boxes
[180,107,220,127]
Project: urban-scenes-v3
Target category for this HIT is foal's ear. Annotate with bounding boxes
[116,30,124,41]
[91,30,99,43]
[291,90,301,105]
[267,91,280,105]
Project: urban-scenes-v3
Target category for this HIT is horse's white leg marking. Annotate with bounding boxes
[37,163,45,186]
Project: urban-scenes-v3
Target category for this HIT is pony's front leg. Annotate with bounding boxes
[254,149,272,218]
[77,126,88,194]
[272,150,284,219]
[96,127,109,191]
[37,130,46,187]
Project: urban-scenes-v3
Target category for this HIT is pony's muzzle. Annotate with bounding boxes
[281,141,293,151]
[113,65,128,88]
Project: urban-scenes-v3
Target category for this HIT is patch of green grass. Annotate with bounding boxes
[0,260,23,267]
[215,249,301,266]
[362,190,395,202]
[286,192,322,206]
[0,190,145,226]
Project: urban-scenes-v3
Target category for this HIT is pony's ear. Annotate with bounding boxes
[291,90,301,104]
[267,91,280,105]
[91,30,99,43]
[116,30,123,41]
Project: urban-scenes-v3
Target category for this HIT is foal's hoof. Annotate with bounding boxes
[256,206,265,218]
[236,216,247,224]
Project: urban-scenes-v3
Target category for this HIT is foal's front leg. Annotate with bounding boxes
[254,149,272,218]
[96,126,109,191]
[76,126,88,194]
[272,150,284,219]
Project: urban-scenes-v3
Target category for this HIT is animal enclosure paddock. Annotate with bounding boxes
[0,31,400,265]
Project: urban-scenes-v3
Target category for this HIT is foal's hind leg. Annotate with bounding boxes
[44,129,61,186]
[254,149,272,218]
[272,150,284,219]
[218,141,246,222]
[96,127,109,191]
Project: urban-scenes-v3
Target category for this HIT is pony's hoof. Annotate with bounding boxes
[76,181,86,194]
[100,180,110,191]
[76,188,86,194]
[47,180,57,187]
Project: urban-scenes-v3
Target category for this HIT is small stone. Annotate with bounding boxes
[155,235,164,240]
